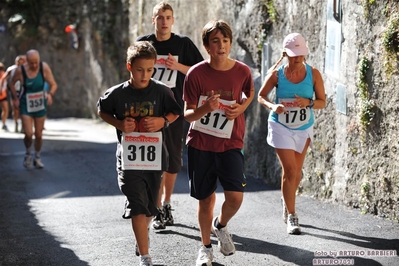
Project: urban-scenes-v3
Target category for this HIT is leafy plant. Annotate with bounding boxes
[257,28,267,51]
[357,56,375,130]
[361,181,371,195]
[265,0,277,22]
[257,0,276,51]
[361,0,376,19]
[382,12,399,78]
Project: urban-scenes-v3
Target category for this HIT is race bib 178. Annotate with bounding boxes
[277,98,310,129]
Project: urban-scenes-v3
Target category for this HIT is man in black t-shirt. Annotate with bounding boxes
[137,1,204,231]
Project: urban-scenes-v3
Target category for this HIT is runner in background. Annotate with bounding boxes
[0,55,27,132]
[136,1,204,230]
[8,50,57,169]
[0,62,9,131]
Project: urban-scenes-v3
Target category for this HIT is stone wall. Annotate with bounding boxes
[122,0,399,221]
[0,0,130,118]
[0,0,398,221]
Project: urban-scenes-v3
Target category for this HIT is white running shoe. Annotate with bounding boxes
[139,255,153,266]
[23,154,32,168]
[281,197,288,224]
[287,213,301,235]
[196,245,213,266]
[33,157,45,169]
[211,217,235,256]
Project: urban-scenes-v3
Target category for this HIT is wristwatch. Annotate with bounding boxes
[307,98,314,108]
[163,116,170,128]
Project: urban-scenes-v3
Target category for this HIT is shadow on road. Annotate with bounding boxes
[0,136,119,265]
[151,221,396,266]
[302,224,399,265]
[0,128,279,266]
[0,157,90,265]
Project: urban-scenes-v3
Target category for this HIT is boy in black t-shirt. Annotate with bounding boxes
[97,41,181,266]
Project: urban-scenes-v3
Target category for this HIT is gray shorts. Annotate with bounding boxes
[117,169,162,219]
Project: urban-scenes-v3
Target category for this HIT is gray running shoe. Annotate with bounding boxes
[287,213,301,235]
[211,217,235,256]
[152,207,166,230]
[196,245,213,266]
[23,154,32,168]
[139,255,153,266]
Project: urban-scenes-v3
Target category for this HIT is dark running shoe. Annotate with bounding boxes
[152,207,166,230]
[163,203,174,226]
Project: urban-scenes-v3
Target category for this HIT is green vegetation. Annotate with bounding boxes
[361,0,375,19]
[257,0,276,51]
[361,181,371,194]
[382,12,399,79]
[349,147,358,154]
[257,28,267,51]
[265,0,277,22]
[360,181,371,214]
[357,56,375,130]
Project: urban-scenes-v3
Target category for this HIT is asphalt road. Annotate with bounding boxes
[0,118,398,266]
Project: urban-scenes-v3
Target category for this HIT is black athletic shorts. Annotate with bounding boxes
[117,169,163,219]
[165,116,185,173]
[187,146,246,200]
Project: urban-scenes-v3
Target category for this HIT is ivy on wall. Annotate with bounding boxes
[257,0,276,51]
[357,56,375,133]
[356,1,398,135]
[382,12,399,79]
[361,0,375,19]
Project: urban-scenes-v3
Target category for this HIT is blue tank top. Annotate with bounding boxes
[269,63,314,130]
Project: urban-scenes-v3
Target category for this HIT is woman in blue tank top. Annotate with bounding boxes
[258,33,326,235]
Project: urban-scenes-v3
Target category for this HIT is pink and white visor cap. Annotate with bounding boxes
[283,33,309,57]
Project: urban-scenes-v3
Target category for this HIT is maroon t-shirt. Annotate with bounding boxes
[183,60,253,152]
